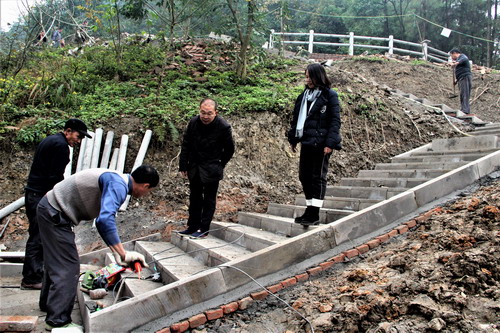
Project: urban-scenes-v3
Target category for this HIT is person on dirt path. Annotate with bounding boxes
[288,63,342,225]
[450,48,472,115]
[178,98,235,238]
[37,165,159,331]
[21,119,91,291]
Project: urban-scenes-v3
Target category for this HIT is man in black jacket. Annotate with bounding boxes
[178,98,235,238]
[21,119,91,290]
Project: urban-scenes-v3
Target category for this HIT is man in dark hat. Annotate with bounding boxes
[449,48,472,114]
[21,119,91,290]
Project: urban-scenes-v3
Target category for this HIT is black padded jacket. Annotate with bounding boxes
[287,87,342,150]
[179,115,235,183]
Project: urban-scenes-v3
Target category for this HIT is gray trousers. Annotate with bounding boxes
[37,196,80,327]
[458,75,472,114]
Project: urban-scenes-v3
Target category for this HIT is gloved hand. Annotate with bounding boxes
[113,251,149,268]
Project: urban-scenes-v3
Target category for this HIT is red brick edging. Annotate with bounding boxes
[156,207,442,333]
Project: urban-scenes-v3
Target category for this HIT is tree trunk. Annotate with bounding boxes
[227,0,256,79]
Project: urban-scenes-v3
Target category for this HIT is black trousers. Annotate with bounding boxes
[299,145,331,201]
[187,173,219,233]
[22,190,45,284]
[37,196,80,327]
[458,75,472,114]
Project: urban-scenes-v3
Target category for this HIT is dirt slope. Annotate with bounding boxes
[0,59,477,252]
[203,177,500,333]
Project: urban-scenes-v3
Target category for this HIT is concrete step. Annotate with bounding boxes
[325,185,407,200]
[391,153,487,163]
[431,104,455,112]
[122,277,162,298]
[171,233,253,266]
[210,221,285,252]
[469,129,500,137]
[357,169,451,179]
[411,148,499,156]
[266,202,353,223]
[295,195,380,211]
[374,161,467,170]
[339,177,429,188]
[477,123,500,131]
[238,212,314,237]
[136,241,208,283]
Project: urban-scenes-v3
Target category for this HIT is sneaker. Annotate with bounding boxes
[190,231,208,238]
[45,322,83,332]
[20,281,42,290]
[177,228,195,235]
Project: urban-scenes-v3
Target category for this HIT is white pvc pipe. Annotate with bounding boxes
[76,137,88,172]
[0,197,25,220]
[119,130,152,211]
[109,148,120,170]
[90,128,103,169]
[82,131,95,170]
[116,135,128,173]
[64,146,73,178]
[100,131,114,168]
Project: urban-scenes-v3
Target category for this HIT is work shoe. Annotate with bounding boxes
[20,281,42,290]
[299,207,320,226]
[294,206,312,223]
[45,322,83,332]
[190,231,208,238]
[177,228,195,235]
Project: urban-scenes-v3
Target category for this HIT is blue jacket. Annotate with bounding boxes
[288,87,342,150]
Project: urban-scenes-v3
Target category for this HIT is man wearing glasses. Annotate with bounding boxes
[21,118,91,290]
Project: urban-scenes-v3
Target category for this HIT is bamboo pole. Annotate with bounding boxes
[81,131,95,170]
[90,128,103,169]
[119,130,152,211]
[76,137,88,172]
[109,148,120,170]
[116,135,128,173]
[64,146,73,178]
[0,197,25,220]
[100,131,114,168]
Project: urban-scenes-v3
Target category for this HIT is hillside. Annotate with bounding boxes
[0,45,499,253]
[0,42,499,332]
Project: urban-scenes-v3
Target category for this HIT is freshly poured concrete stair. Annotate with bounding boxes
[77,134,500,332]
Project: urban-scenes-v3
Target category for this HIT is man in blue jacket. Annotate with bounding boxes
[450,49,473,114]
[37,165,159,331]
[22,119,91,290]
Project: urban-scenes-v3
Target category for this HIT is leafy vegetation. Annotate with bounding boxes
[0,42,302,145]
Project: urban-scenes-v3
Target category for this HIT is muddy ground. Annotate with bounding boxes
[0,55,499,331]
[202,177,500,333]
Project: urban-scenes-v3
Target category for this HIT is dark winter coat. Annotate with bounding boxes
[179,115,235,183]
[454,54,472,81]
[25,132,70,194]
[287,87,342,150]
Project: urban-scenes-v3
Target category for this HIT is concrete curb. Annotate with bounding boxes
[155,206,444,333]
[85,147,500,332]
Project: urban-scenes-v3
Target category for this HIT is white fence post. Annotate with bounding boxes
[269,29,274,49]
[388,35,394,55]
[308,30,314,53]
[349,32,354,56]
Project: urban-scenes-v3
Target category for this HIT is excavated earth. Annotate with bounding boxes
[0,55,499,332]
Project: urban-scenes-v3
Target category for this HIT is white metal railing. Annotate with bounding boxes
[268,30,450,63]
